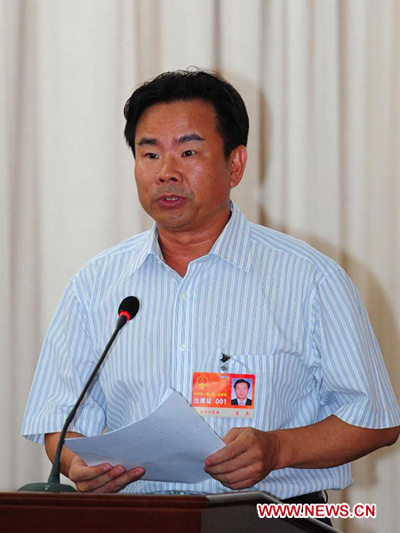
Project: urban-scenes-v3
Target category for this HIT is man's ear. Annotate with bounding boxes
[228,145,247,189]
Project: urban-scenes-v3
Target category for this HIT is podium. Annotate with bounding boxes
[0,491,341,532]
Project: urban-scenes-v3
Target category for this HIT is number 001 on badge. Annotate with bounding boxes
[192,372,255,418]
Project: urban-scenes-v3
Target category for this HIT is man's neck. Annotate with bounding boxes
[157,215,230,277]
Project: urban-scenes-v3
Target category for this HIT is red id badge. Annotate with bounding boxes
[192,372,255,418]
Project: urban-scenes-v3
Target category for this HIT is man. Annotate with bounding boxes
[231,379,252,406]
[23,69,400,503]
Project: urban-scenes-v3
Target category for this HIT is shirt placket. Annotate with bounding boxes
[170,261,206,401]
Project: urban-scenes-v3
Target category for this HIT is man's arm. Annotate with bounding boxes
[204,415,400,490]
[45,432,145,493]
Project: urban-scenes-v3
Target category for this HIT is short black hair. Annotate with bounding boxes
[234,379,250,389]
[124,68,249,159]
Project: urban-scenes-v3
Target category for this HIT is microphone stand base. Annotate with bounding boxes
[18,482,77,493]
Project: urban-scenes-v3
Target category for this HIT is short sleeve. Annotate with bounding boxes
[312,269,400,428]
[21,275,107,444]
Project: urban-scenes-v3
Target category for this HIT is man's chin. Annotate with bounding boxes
[149,207,200,232]
[154,214,195,233]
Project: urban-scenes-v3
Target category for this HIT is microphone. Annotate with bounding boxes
[18,296,140,492]
[117,296,140,329]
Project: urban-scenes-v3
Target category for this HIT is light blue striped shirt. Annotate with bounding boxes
[22,202,400,498]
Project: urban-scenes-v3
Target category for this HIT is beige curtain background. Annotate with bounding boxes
[1,1,399,531]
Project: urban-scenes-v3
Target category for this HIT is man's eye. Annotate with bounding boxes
[145,153,159,159]
[182,150,195,157]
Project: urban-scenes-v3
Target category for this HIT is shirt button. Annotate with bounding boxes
[179,344,186,351]
[181,292,188,300]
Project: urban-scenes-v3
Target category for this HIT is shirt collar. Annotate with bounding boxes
[209,201,252,272]
[127,224,161,276]
[128,201,253,276]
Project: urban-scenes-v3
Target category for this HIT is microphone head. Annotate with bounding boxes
[118,296,140,321]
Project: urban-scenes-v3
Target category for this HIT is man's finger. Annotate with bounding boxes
[222,427,242,445]
[70,459,113,483]
[74,464,126,492]
[221,476,257,490]
[205,445,257,475]
[205,431,249,467]
[91,466,145,494]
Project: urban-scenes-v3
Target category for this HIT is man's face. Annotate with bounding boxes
[235,382,249,401]
[134,99,245,235]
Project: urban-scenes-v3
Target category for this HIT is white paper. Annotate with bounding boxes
[65,389,225,483]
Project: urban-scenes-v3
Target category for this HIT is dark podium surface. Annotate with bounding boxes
[0,491,341,533]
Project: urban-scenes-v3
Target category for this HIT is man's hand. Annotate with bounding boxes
[68,456,145,493]
[204,417,400,490]
[45,432,145,493]
[204,427,280,490]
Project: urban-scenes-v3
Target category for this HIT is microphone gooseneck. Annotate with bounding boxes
[18,296,140,492]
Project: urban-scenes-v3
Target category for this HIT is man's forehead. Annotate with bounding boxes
[135,99,218,136]
[142,98,215,115]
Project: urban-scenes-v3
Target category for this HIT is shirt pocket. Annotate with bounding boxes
[221,351,317,430]
[222,353,274,418]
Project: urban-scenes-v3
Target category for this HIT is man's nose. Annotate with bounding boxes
[157,155,183,183]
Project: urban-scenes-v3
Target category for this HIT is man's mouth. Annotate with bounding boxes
[156,194,187,208]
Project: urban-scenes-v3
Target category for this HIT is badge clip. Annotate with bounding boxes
[220,353,231,372]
